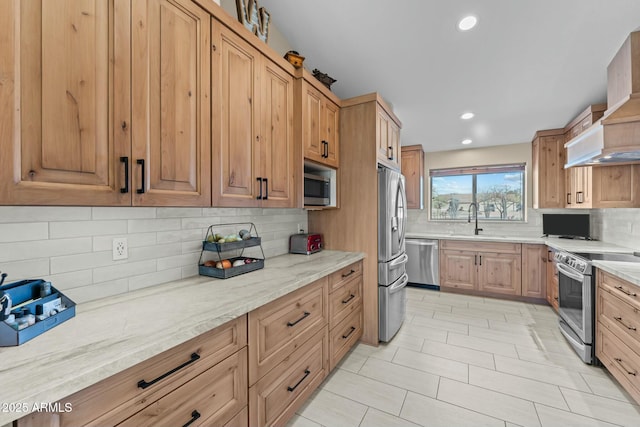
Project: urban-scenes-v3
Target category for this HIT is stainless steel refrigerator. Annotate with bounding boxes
[378,166,408,342]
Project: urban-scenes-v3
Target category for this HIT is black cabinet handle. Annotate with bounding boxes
[256,177,263,200]
[287,369,311,392]
[341,269,355,278]
[137,353,200,389]
[614,358,638,376]
[263,178,268,200]
[388,146,394,160]
[342,326,356,339]
[615,285,638,297]
[479,255,482,266]
[182,410,201,427]
[136,159,145,194]
[341,294,355,304]
[120,157,129,194]
[474,254,478,265]
[577,191,584,204]
[325,141,329,158]
[567,193,571,205]
[614,316,637,331]
[287,311,310,327]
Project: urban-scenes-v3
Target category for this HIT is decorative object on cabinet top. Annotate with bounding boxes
[235,0,270,43]
[284,50,305,69]
[312,68,337,90]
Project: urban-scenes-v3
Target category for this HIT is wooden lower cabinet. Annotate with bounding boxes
[249,328,329,427]
[521,244,547,299]
[596,270,640,404]
[330,307,363,370]
[17,316,248,427]
[440,241,524,298]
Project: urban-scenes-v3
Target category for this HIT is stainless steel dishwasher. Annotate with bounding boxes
[405,238,439,289]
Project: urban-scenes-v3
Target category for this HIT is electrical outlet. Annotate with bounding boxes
[112,237,128,261]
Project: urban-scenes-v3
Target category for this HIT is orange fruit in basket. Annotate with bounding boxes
[221,259,232,269]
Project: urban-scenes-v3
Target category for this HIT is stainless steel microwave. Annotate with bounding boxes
[304,173,330,206]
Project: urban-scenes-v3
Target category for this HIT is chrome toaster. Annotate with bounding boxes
[289,233,323,255]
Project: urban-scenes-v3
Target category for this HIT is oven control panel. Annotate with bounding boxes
[554,251,590,275]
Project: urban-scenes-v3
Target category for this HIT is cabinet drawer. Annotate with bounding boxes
[118,348,248,427]
[440,240,521,254]
[224,407,248,427]
[599,270,640,310]
[330,307,362,370]
[329,261,363,292]
[598,286,640,354]
[329,274,362,329]
[248,278,328,385]
[596,324,640,404]
[249,328,328,427]
[60,316,247,427]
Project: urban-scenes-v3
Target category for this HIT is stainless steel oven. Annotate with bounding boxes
[555,250,640,364]
[555,252,594,363]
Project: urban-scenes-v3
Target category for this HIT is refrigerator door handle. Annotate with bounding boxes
[398,177,407,247]
[389,273,409,294]
[391,216,398,232]
[389,253,409,268]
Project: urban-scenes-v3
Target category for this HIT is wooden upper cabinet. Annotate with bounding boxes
[0,0,212,207]
[376,109,401,169]
[401,145,424,209]
[212,22,295,207]
[131,0,211,206]
[212,23,261,207]
[531,130,566,209]
[0,0,131,205]
[301,80,339,168]
[260,59,295,207]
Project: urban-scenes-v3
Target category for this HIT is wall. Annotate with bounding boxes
[220,0,292,56]
[591,209,640,251]
[407,142,544,237]
[0,207,307,304]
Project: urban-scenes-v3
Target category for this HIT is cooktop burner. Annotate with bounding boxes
[575,252,640,263]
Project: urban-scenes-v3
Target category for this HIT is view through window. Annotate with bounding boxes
[430,164,525,221]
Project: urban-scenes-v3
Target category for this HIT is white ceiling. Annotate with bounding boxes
[259,0,640,153]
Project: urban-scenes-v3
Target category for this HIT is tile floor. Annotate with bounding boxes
[287,287,640,427]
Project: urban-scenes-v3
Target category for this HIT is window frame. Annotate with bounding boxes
[429,163,526,222]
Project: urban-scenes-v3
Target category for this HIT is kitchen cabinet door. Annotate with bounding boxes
[477,252,522,296]
[322,99,340,168]
[301,80,339,168]
[131,0,211,206]
[531,131,565,209]
[592,165,640,208]
[401,145,424,209]
[377,110,391,164]
[522,244,546,299]
[0,0,131,206]
[440,249,477,291]
[260,59,295,207]
[212,23,261,207]
[389,120,401,168]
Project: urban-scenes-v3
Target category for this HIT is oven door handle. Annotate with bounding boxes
[556,263,586,282]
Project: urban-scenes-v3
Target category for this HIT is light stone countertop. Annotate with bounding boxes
[405,232,635,254]
[0,250,364,425]
[593,261,640,287]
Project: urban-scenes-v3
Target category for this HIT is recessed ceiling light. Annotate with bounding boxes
[461,139,473,145]
[460,112,475,120]
[458,15,478,31]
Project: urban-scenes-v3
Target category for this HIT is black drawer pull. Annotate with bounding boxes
[342,326,356,339]
[342,294,355,304]
[256,177,263,200]
[614,316,637,331]
[614,285,638,297]
[341,269,355,278]
[287,311,310,327]
[263,178,268,200]
[287,369,311,392]
[137,353,200,389]
[183,410,201,427]
[614,358,637,376]
[120,157,129,193]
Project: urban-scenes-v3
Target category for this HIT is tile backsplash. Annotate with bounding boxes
[591,209,640,251]
[0,207,307,303]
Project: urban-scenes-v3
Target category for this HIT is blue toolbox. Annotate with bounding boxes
[0,277,76,346]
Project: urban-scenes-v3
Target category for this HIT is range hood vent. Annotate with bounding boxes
[565,31,640,167]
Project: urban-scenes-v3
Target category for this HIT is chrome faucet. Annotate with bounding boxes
[468,202,483,235]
